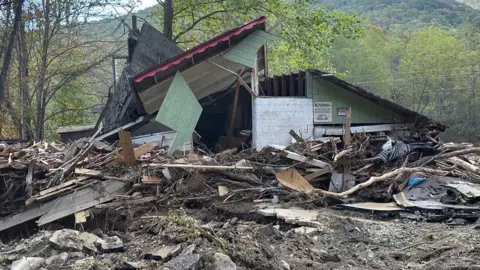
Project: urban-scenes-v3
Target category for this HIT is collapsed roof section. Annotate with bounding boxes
[132,16,275,114]
[96,23,183,134]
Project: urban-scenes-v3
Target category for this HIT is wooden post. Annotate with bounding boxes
[342,108,352,191]
[227,81,241,148]
[118,130,136,166]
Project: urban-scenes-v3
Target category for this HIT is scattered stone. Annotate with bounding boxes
[290,227,318,236]
[49,229,83,251]
[144,244,182,261]
[230,217,239,225]
[73,257,108,270]
[280,260,290,270]
[161,244,201,270]
[211,253,236,270]
[79,232,100,253]
[11,257,45,270]
[161,253,201,270]
[45,252,68,266]
[96,236,124,253]
[120,261,150,270]
[68,252,85,259]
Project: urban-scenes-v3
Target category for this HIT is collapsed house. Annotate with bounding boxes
[59,16,444,154]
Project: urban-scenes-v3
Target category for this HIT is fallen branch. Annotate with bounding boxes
[315,167,449,198]
[437,147,480,159]
[447,157,480,174]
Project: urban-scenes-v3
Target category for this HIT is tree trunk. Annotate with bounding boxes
[0,0,24,102]
[35,0,51,141]
[18,18,32,140]
[163,0,173,40]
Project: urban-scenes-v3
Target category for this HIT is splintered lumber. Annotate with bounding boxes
[142,175,162,184]
[116,142,155,163]
[304,167,331,181]
[144,164,254,170]
[36,180,125,226]
[281,150,331,169]
[275,168,314,193]
[118,130,136,166]
[75,168,103,177]
[289,129,305,143]
[25,176,90,206]
[38,176,90,197]
[25,161,34,197]
[437,147,480,159]
[95,196,160,209]
[74,210,90,224]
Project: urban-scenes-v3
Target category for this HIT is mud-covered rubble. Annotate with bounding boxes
[2,206,480,270]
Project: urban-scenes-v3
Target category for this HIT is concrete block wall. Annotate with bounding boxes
[252,97,314,150]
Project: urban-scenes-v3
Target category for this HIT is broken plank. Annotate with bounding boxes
[116,142,156,163]
[118,130,136,166]
[289,130,305,143]
[281,150,331,169]
[37,176,90,197]
[275,168,314,193]
[144,164,254,170]
[304,167,332,181]
[95,196,160,209]
[25,161,34,198]
[75,168,103,177]
[36,180,126,226]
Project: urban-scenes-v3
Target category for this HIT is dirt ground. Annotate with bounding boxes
[2,203,480,270]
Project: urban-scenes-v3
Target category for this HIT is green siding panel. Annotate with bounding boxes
[224,30,280,68]
[155,72,203,155]
[308,72,407,124]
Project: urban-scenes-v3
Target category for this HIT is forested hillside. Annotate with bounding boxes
[460,0,480,9]
[318,0,480,30]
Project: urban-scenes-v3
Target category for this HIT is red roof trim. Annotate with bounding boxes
[133,16,267,83]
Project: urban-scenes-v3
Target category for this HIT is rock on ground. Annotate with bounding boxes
[96,236,124,253]
[49,229,82,251]
[79,232,100,253]
[211,253,236,270]
[73,257,109,270]
[11,257,45,270]
[45,252,68,266]
[144,244,182,261]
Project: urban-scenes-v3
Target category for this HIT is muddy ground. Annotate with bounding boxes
[1,203,480,270]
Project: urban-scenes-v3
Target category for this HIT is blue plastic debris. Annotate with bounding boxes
[408,177,425,187]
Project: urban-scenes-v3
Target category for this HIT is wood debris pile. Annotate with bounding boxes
[3,127,480,232]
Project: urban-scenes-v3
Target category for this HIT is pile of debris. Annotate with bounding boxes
[1,126,480,233]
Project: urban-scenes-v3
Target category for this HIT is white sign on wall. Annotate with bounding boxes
[313,102,332,123]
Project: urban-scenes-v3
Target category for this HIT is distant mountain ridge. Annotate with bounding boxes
[318,0,480,30]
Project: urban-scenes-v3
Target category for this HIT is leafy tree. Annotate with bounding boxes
[151,0,363,74]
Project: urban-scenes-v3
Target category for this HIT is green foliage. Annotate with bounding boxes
[318,0,480,31]
[150,0,363,74]
[330,25,480,141]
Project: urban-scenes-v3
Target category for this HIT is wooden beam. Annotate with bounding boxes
[343,108,352,147]
[281,150,331,169]
[304,167,332,181]
[227,81,241,148]
[118,130,136,166]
